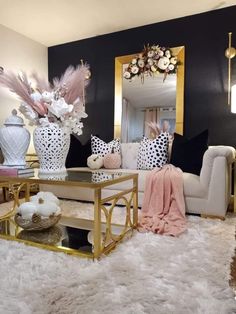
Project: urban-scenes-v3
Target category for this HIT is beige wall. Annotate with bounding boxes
[0,24,48,153]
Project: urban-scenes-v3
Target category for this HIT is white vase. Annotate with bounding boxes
[0,110,30,168]
[33,123,70,174]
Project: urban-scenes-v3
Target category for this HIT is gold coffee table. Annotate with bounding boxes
[0,169,138,259]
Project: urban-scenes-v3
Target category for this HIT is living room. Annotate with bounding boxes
[0,1,236,313]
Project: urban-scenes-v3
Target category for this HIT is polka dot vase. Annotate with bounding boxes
[33,123,70,174]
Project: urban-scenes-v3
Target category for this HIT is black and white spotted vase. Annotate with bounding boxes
[33,123,71,174]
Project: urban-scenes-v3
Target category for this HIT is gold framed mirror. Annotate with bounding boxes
[114,46,185,141]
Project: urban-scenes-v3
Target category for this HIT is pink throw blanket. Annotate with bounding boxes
[138,164,186,236]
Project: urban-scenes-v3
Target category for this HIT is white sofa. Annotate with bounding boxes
[41,144,235,219]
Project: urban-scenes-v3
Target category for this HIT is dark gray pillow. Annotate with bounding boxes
[170,130,208,175]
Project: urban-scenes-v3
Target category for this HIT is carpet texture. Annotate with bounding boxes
[0,206,236,314]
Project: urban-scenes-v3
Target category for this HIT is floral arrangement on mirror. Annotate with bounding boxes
[0,62,90,135]
[123,44,178,82]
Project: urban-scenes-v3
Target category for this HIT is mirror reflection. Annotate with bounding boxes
[114,46,185,142]
[122,72,176,142]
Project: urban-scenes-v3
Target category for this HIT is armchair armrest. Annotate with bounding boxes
[200,146,235,188]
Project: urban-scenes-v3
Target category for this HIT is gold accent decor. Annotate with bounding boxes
[225,32,236,106]
[114,46,185,138]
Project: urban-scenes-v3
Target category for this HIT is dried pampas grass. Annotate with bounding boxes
[53,64,90,104]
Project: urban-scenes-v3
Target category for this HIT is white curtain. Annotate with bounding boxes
[121,98,131,142]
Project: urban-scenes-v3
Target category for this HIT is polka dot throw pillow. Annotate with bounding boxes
[91,135,121,157]
[137,133,169,170]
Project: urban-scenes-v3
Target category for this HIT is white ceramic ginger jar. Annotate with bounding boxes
[0,109,30,168]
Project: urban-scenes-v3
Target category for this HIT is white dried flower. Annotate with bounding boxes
[138,59,145,68]
[131,58,137,64]
[39,117,51,127]
[19,102,39,126]
[30,91,42,102]
[158,50,164,57]
[124,71,131,79]
[75,110,88,119]
[170,57,177,65]
[48,98,73,118]
[151,65,158,72]
[168,64,175,71]
[148,58,154,66]
[147,50,155,58]
[157,57,170,70]
[165,50,171,58]
[131,66,139,74]
[42,91,54,103]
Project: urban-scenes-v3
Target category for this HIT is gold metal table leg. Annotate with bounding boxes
[93,188,102,259]
[25,182,30,202]
[234,161,236,213]
[133,176,138,227]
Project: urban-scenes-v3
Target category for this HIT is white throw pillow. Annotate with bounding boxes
[137,133,169,170]
[91,135,121,157]
[121,143,140,169]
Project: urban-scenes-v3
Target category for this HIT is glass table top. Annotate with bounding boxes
[0,169,137,187]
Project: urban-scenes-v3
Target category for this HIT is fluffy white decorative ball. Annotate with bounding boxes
[87,154,104,170]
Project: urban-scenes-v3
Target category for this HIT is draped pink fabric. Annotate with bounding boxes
[138,164,186,236]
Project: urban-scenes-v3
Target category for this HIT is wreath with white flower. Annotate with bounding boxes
[123,44,178,82]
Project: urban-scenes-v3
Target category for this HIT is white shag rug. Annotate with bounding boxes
[0,202,236,314]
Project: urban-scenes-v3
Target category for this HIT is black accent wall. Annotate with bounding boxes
[48,6,236,147]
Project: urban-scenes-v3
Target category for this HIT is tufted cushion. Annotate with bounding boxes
[121,143,139,169]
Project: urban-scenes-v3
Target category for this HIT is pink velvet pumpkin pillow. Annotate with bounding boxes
[103,152,121,169]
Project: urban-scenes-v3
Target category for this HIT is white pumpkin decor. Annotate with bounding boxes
[17,192,61,219]
[17,202,37,220]
[37,198,61,218]
[87,154,104,170]
[30,191,60,206]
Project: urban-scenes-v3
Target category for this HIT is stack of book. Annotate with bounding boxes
[0,166,35,177]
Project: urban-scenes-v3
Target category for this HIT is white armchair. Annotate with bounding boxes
[183,146,235,218]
